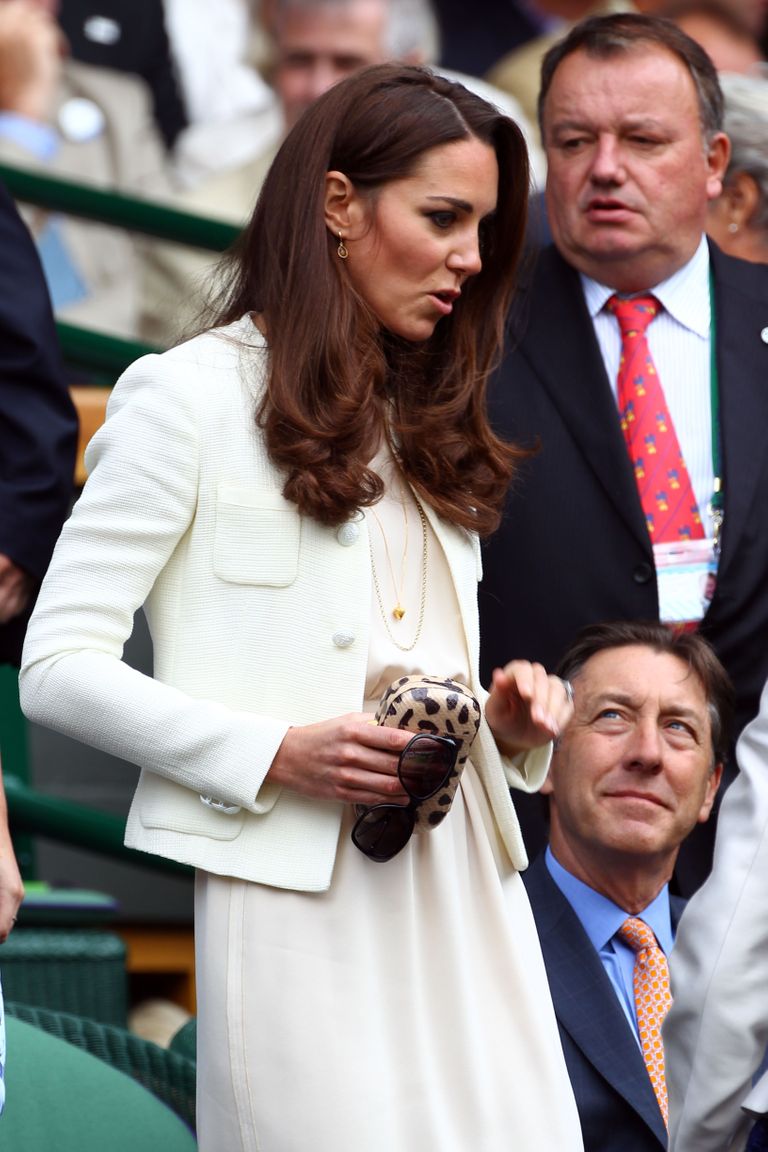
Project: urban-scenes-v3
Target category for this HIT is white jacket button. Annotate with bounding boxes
[336,521,359,546]
[332,631,355,648]
[200,795,242,815]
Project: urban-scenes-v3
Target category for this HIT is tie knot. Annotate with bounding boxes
[607,293,660,337]
[618,917,659,954]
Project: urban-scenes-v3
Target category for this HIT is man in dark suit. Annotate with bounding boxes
[0,176,76,669]
[480,13,768,894]
[0,175,76,945]
[524,620,733,1151]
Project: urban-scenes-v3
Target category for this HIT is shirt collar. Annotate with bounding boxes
[545,845,674,954]
[580,234,711,339]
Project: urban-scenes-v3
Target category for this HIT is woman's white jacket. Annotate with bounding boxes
[20,317,547,892]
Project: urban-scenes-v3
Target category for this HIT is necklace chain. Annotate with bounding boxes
[368,484,409,619]
[368,493,428,652]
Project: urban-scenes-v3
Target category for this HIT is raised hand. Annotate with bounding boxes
[485,659,574,758]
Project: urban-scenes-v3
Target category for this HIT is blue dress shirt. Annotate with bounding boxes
[545,847,674,1046]
[0,113,87,309]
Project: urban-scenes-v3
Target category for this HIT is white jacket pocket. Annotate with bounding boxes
[213,484,300,586]
[139,773,246,840]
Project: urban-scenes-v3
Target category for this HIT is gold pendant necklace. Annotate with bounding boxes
[369,483,410,619]
[368,489,428,652]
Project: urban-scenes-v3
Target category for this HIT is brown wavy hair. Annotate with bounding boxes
[211,63,531,534]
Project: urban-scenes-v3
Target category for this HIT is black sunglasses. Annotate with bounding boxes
[351,733,459,862]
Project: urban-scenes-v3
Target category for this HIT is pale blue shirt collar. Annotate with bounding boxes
[545,845,674,955]
[580,235,711,340]
[0,113,59,161]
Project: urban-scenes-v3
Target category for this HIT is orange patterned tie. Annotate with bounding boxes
[618,917,672,1127]
[607,294,704,544]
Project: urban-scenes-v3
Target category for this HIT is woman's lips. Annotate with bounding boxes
[428,290,459,316]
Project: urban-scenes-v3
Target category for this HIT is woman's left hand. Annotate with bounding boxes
[484,660,574,758]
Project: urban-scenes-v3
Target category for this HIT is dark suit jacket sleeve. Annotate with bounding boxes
[0,180,76,584]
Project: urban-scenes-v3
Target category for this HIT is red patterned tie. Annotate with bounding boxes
[607,295,703,543]
[618,917,672,1127]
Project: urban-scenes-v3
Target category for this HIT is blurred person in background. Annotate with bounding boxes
[0,0,171,336]
[661,0,764,70]
[57,0,283,183]
[706,70,768,263]
[58,0,187,149]
[162,0,282,187]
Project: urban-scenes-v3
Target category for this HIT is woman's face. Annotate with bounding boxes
[340,137,499,343]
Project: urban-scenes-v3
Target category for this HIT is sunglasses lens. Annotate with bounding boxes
[351,805,415,862]
[399,735,457,800]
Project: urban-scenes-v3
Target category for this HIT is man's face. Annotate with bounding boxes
[542,46,729,292]
[544,646,722,875]
[274,0,388,130]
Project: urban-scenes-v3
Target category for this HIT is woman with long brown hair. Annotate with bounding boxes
[20,64,583,1150]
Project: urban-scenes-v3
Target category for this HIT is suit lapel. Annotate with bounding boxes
[512,246,650,551]
[709,245,768,584]
[524,856,668,1145]
[670,894,686,932]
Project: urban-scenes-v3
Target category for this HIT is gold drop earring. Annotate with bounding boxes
[337,232,349,259]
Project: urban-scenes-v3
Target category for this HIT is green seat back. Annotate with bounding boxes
[169,1016,197,1064]
[3,1017,197,1150]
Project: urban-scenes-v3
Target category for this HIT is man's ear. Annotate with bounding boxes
[697,760,724,823]
[705,132,731,202]
[324,170,367,238]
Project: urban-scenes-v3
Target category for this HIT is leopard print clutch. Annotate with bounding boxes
[374,674,481,832]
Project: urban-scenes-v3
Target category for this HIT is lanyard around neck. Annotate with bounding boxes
[708,269,724,554]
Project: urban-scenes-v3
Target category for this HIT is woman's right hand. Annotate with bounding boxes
[267,714,414,807]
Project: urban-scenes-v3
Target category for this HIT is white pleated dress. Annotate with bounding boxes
[195,461,583,1152]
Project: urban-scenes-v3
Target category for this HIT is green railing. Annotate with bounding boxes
[57,321,159,379]
[3,160,245,375]
[0,162,240,250]
[5,773,191,878]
